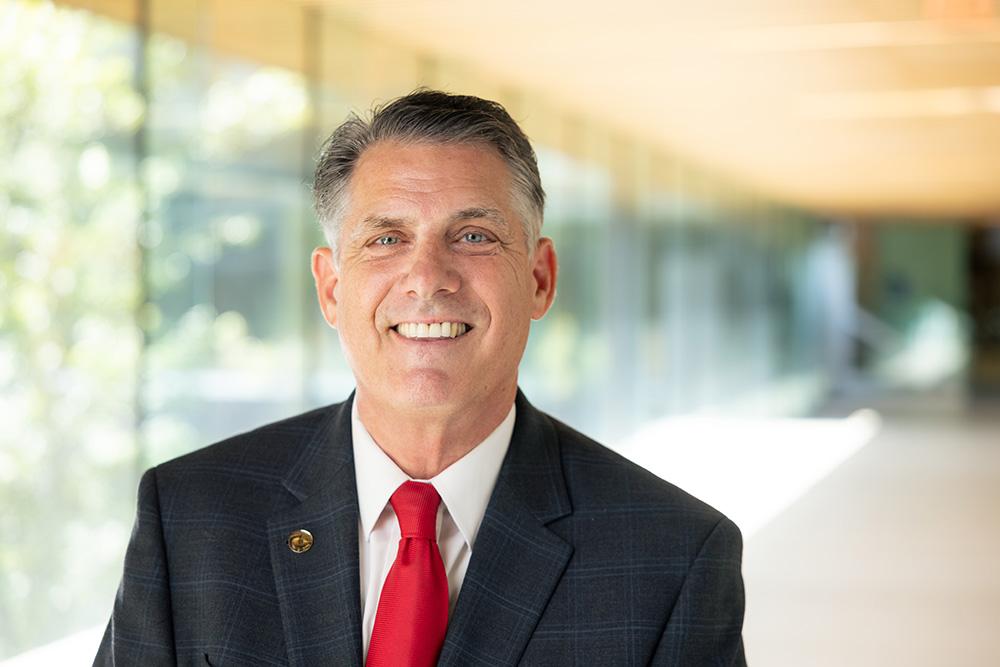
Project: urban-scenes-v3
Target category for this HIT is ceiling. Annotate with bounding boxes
[313,0,1000,218]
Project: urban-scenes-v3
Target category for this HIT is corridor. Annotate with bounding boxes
[743,392,1000,666]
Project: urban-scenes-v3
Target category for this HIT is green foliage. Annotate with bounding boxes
[0,1,142,656]
[1,3,318,656]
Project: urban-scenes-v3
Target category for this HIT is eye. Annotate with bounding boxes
[373,235,400,246]
[462,231,491,244]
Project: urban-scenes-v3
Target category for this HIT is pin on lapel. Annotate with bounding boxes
[287,529,314,553]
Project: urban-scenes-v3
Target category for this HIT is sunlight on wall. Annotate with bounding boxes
[0,629,100,667]
[615,410,882,538]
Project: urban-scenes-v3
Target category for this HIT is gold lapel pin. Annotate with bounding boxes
[287,529,314,554]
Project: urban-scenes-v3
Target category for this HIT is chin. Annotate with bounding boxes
[389,370,465,410]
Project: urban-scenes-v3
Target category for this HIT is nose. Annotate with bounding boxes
[401,238,461,300]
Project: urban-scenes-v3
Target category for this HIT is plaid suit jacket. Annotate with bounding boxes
[96,391,746,666]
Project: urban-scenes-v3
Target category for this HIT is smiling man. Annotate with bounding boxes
[97,91,747,666]
[311,138,555,480]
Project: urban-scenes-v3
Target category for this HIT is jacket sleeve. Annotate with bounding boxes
[94,467,177,666]
[650,516,747,666]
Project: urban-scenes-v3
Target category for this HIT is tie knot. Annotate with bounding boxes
[389,481,440,539]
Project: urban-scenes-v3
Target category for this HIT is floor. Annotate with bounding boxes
[742,393,1000,666]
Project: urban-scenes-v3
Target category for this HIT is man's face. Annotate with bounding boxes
[311,140,557,414]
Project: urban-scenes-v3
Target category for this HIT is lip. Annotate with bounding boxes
[390,327,472,342]
[393,329,457,339]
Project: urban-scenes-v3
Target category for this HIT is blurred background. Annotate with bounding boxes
[1,0,998,664]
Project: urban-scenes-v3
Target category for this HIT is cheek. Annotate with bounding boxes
[489,288,535,339]
[476,272,534,330]
[336,277,390,331]
[471,260,532,302]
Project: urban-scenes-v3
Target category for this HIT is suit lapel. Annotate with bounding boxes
[267,396,364,667]
[438,391,574,667]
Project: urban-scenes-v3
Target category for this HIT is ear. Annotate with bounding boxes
[530,237,558,320]
[311,247,340,328]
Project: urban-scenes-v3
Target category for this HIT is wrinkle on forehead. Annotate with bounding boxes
[341,142,517,235]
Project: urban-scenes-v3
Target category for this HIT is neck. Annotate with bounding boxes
[355,387,517,479]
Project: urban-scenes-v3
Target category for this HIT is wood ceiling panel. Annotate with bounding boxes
[316,0,1000,216]
[62,0,1000,215]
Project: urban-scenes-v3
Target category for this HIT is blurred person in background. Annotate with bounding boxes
[96,90,746,666]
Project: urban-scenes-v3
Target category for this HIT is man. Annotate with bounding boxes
[97,90,746,666]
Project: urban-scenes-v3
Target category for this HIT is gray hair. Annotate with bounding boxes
[312,90,545,258]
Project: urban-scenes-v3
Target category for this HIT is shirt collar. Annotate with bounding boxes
[352,401,515,551]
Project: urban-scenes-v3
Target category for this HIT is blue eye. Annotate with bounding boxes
[463,231,490,243]
[374,235,399,246]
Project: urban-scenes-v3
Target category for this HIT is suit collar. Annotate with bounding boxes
[279,393,355,502]
[438,389,575,666]
[268,394,364,667]
[505,389,572,524]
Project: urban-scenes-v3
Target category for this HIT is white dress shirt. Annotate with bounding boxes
[351,401,515,660]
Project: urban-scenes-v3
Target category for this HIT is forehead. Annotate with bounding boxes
[346,140,512,213]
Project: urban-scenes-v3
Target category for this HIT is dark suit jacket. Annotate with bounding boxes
[96,391,746,666]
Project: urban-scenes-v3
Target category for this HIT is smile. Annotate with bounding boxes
[392,321,471,339]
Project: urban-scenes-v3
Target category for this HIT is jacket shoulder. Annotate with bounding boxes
[157,403,336,471]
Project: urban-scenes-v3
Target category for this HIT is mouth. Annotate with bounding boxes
[391,321,473,340]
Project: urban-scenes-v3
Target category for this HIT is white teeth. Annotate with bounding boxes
[395,321,469,339]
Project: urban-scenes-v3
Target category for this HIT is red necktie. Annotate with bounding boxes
[366,481,449,667]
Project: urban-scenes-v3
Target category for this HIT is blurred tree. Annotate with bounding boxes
[0,2,316,655]
[0,0,143,656]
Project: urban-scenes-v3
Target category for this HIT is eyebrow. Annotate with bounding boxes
[358,215,407,231]
[448,207,509,230]
[357,207,510,232]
